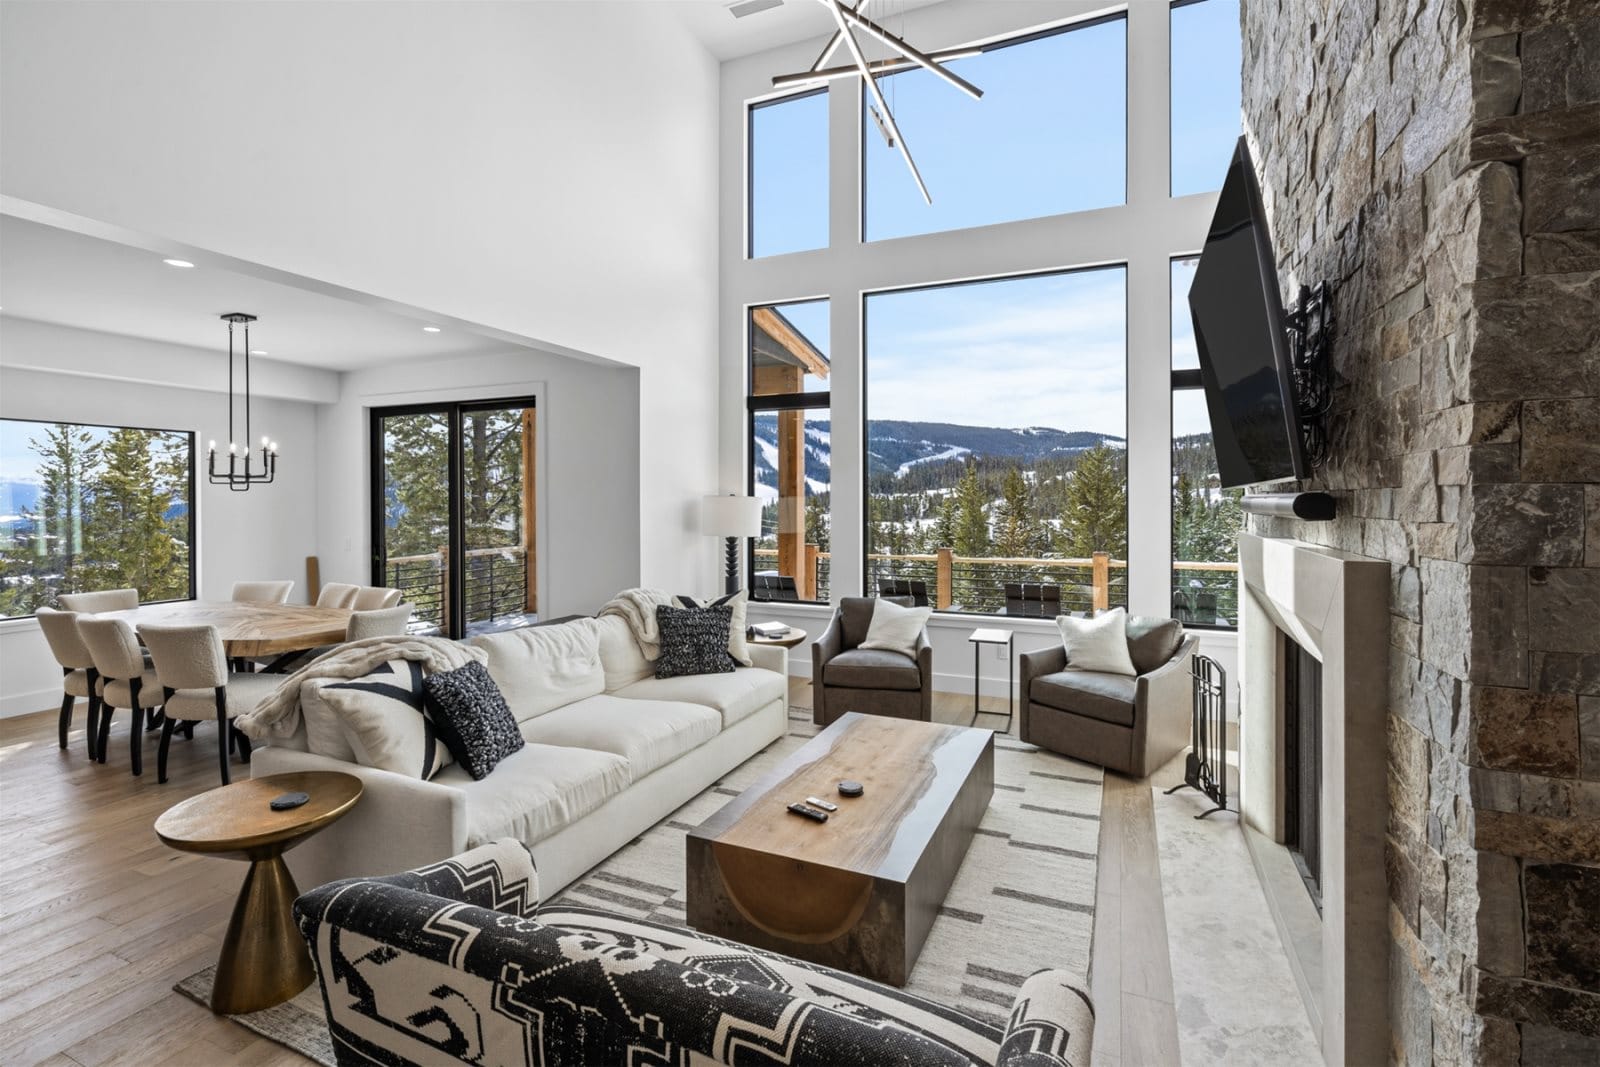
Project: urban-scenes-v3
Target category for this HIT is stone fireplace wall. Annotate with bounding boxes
[1240,0,1598,1062]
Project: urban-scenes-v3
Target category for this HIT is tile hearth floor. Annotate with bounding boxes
[0,678,1316,1066]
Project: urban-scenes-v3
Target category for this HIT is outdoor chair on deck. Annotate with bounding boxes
[1003,583,1062,617]
[750,574,799,602]
[876,578,931,607]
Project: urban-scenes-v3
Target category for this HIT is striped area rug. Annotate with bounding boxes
[549,706,1103,1030]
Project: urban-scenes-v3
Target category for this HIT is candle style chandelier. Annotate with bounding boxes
[208,312,278,490]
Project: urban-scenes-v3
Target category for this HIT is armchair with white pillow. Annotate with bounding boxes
[1019,608,1197,777]
[811,596,933,727]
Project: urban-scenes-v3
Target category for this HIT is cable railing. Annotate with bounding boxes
[385,546,530,633]
[756,546,1238,624]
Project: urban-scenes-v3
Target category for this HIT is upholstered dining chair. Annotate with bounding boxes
[78,616,165,776]
[316,582,360,609]
[140,623,282,785]
[350,585,403,610]
[35,607,101,758]
[231,580,294,604]
[57,588,139,613]
[346,602,414,641]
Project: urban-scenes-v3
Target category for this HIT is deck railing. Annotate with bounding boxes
[755,546,1238,624]
[385,546,528,632]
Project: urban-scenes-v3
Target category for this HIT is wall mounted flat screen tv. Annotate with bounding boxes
[1188,137,1307,488]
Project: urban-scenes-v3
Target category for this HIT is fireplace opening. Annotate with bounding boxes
[1283,633,1323,912]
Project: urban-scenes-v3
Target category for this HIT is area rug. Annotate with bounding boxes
[175,705,1103,1055]
[175,966,336,1066]
[550,705,1103,1031]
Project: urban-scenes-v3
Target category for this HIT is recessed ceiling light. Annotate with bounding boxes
[250,349,267,356]
[421,325,441,333]
[162,258,195,268]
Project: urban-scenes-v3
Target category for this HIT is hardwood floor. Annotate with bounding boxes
[0,679,1181,1066]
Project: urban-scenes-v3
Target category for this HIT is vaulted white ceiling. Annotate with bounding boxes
[665,0,947,60]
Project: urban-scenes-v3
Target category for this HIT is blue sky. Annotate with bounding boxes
[750,2,1240,435]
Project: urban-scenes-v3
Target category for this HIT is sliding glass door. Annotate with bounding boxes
[371,398,536,638]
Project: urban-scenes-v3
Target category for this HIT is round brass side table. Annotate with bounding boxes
[155,770,363,1014]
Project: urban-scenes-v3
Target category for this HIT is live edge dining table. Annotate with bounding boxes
[103,600,353,669]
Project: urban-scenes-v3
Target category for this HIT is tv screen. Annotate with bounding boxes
[1188,137,1306,488]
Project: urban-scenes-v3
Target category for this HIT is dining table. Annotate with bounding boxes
[103,600,353,667]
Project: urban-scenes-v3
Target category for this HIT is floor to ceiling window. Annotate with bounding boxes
[371,399,536,638]
[748,88,830,258]
[864,269,1128,615]
[747,299,831,602]
[1171,0,1243,197]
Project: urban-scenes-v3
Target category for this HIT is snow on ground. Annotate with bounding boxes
[896,445,970,477]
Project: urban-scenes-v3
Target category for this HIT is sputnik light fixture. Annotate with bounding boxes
[207,313,278,491]
[774,0,983,204]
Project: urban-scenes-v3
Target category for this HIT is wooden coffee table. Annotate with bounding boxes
[155,771,363,1014]
[687,712,993,986]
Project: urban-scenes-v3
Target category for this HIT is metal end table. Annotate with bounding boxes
[967,627,1015,732]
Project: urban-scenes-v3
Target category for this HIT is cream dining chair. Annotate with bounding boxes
[350,586,403,610]
[35,607,101,758]
[78,616,165,776]
[316,583,360,609]
[231,580,294,604]
[141,623,280,785]
[57,588,139,613]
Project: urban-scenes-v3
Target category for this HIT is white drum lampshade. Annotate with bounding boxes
[702,495,763,595]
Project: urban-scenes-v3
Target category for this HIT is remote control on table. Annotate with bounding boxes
[805,796,838,812]
[787,802,829,823]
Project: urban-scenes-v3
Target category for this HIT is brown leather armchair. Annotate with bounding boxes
[811,597,932,727]
[1019,618,1198,777]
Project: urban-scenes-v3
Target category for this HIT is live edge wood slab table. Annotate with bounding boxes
[104,600,353,659]
[687,712,994,986]
[155,771,363,1014]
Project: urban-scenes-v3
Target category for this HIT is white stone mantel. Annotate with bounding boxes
[1238,533,1390,1067]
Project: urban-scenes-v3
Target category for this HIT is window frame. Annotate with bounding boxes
[746,86,831,261]
[1168,0,1243,199]
[744,299,833,605]
[858,10,1130,245]
[0,416,197,619]
[858,263,1132,618]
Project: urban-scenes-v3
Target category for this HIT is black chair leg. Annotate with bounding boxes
[182,721,195,740]
[97,705,114,764]
[128,702,144,777]
[157,717,177,784]
[214,689,231,786]
[232,728,251,764]
[58,692,74,750]
[86,694,101,761]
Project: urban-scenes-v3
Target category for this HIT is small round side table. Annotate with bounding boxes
[155,770,363,1014]
[749,625,807,650]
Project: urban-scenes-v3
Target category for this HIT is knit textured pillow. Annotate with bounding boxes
[654,604,737,679]
[674,590,752,666]
[421,661,524,780]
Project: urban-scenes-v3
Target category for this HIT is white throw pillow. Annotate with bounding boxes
[858,598,932,657]
[299,679,359,762]
[1055,608,1138,677]
[319,659,454,779]
[676,590,752,667]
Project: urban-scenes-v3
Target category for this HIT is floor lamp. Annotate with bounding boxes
[701,495,763,596]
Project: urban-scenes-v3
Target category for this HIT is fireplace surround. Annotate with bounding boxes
[1238,533,1390,1066]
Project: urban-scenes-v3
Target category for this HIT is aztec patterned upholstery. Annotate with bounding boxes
[295,839,1093,1067]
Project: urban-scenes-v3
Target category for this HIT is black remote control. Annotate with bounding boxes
[787,802,828,823]
[270,791,310,811]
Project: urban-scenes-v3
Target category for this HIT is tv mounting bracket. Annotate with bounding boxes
[1284,281,1335,470]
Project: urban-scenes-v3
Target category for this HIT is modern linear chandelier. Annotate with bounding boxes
[207,312,278,490]
[773,0,982,203]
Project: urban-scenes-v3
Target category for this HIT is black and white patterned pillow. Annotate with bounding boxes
[422,661,524,780]
[674,589,752,666]
[654,604,737,679]
[321,659,453,779]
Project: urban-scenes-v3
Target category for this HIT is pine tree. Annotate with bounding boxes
[805,491,831,552]
[81,428,187,600]
[19,423,98,611]
[993,467,1040,557]
[1056,445,1128,559]
[952,463,990,557]
[931,491,959,551]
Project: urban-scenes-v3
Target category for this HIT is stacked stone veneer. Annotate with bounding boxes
[1241,0,1598,1062]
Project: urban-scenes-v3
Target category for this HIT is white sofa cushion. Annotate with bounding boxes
[613,667,786,730]
[519,694,721,781]
[596,614,653,692]
[468,619,605,723]
[435,742,630,848]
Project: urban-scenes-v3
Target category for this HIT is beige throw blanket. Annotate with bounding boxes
[234,635,485,742]
[598,588,676,659]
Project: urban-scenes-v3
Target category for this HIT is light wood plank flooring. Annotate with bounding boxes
[0,679,1181,1066]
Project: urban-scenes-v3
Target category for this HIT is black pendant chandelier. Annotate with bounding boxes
[207,312,278,490]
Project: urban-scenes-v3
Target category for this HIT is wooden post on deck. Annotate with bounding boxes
[936,547,954,609]
[1092,551,1110,613]
[803,543,820,600]
[522,407,537,614]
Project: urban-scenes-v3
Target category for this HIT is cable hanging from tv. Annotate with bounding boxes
[1285,281,1335,472]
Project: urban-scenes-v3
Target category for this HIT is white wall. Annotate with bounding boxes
[0,319,324,716]
[317,350,642,622]
[0,0,723,593]
[717,1,1242,699]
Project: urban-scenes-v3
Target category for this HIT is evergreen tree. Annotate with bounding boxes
[805,491,831,552]
[993,467,1040,557]
[0,423,98,614]
[80,428,188,601]
[1056,445,1128,558]
[931,491,959,551]
[951,462,990,557]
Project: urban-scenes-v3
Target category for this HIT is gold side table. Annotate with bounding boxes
[155,770,362,1014]
[749,625,807,650]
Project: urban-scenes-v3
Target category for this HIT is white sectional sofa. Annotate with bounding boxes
[252,614,789,895]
